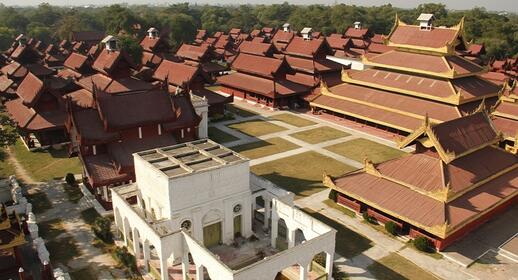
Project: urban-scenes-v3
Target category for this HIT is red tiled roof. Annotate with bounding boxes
[284,37,327,58]
[153,60,201,87]
[196,29,207,40]
[231,53,284,78]
[92,49,136,76]
[1,62,27,79]
[64,52,88,72]
[141,51,163,67]
[285,56,341,74]
[344,27,369,39]
[5,98,65,131]
[77,73,152,94]
[366,43,393,54]
[345,68,500,102]
[16,72,43,107]
[140,36,162,52]
[70,108,119,142]
[82,154,131,188]
[367,51,483,77]
[332,166,518,234]
[311,94,423,132]
[0,75,14,93]
[326,35,350,50]
[108,134,178,168]
[370,34,384,44]
[238,41,274,57]
[272,30,295,44]
[388,25,459,49]
[95,89,179,130]
[492,116,518,138]
[176,43,210,61]
[218,72,308,97]
[65,89,94,109]
[430,112,499,156]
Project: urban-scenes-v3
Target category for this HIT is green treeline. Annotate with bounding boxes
[1,2,517,59]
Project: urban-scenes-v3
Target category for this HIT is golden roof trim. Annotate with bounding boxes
[343,69,462,105]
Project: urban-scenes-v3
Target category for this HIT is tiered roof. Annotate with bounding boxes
[325,112,517,239]
[310,15,502,133]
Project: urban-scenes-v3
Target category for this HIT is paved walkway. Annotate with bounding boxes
[6,149,127,279]
[210,100,413,171]
[29,182,127,279]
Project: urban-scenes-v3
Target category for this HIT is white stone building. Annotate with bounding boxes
[112,139,336,280]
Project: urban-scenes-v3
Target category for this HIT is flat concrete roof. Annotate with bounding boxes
[136,139,248,179]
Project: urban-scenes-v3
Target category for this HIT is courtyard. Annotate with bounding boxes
[210,100,409,200]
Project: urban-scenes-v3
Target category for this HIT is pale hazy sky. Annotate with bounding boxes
[2,0,517,13]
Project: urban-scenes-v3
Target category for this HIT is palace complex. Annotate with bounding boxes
[309,15,503,134]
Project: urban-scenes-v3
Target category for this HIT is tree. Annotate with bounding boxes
[163,13,197,48]
[101,5,140,35]
[118,35,143,65]
[0,113,17,148]
[29,3,61,27]
[0,27,17,51]
[26,22,53,43]
[201,6,231,34]
[0,7,29,32]
[93,216,113,243]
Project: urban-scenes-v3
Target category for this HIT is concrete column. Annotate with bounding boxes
[288,229,296,248]
[181,254,189,280]
[325,252,334,280]
[196,264,204,280]
[132,229,140,259]
[270,215,278,248]
[299,263,310,280]
[263,197,271,230]
[143,241,150,272]
[102,185,108,201]
[243,198,253,238]
[122,220,130,247]
[159,254,168,280]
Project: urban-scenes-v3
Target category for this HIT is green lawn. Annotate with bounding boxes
[26,191,52,214]
[0,148,15,179]
[232,138,300,159]
[226,104,257,117]
[205,85,222,92]
[228,119,286,137]
[270,113,316,127]
[251,151,356,199]
[38,218,66,240]
[326,138,406,164]
[367,253,440,280]
[290,126,350,144]
[303,208,373,259]
[208,127,240,144]
[11,139,83,182]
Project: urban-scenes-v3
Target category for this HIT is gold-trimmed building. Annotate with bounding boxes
[491,81,518,153]
[309,14,503,134]
[324,112,518,250]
